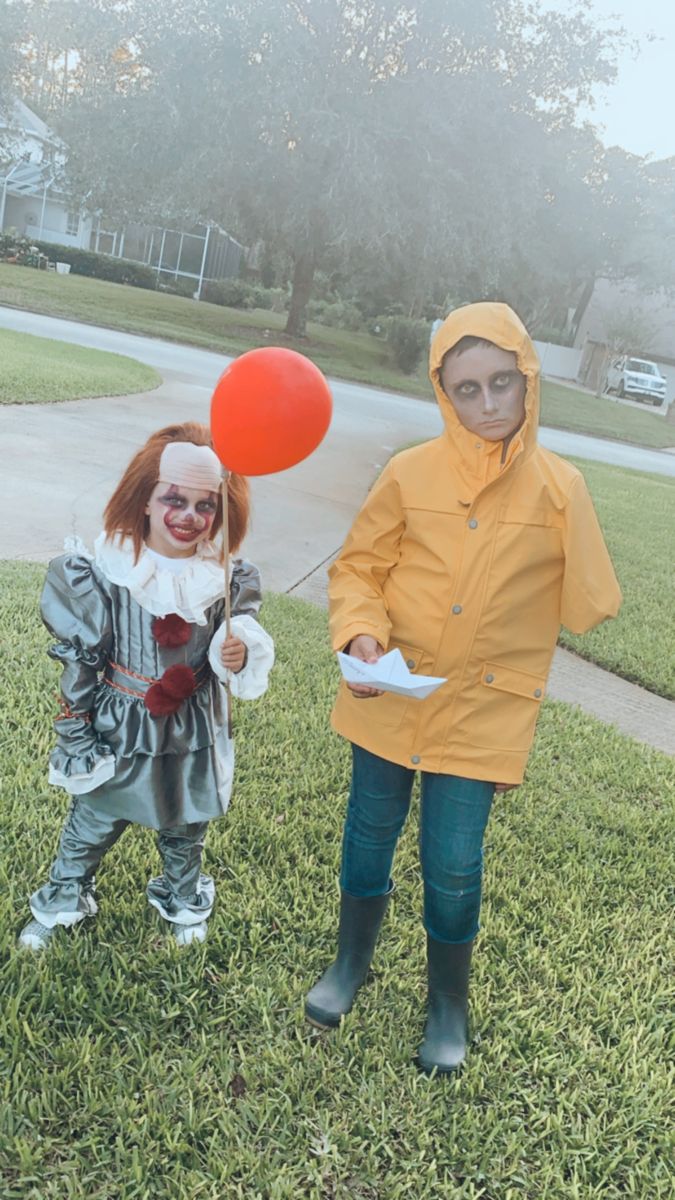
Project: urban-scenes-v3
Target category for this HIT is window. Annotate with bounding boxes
[66,211,79,236]
[627,359,656,375]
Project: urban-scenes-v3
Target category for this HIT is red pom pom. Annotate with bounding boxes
[144,682,181,716]
[144,665,197,716]
[161,664,197,699]
[151,614,191,648]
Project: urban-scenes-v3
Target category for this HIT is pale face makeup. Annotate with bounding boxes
[440,343,527,451]
[145,482,219,558]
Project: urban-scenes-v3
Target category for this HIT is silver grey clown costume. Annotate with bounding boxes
[28,533,275,929]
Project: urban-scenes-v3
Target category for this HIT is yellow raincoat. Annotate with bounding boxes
[329,303,621,784]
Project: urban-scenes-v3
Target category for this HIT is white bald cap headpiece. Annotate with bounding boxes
[157,442,222,493]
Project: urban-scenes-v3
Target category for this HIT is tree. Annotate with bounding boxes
[0,1,26,127]
[9,0,641,336]
[140,0,626,334]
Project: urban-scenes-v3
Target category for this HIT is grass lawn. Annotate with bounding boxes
[1,568,673,1199]
[1,264,674,448]
[540,380,674,451]
[0,327,160,404]
[565,459,675,698]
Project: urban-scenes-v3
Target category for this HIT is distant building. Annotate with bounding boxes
[572,276,675,395]
[0,98,92,248]
[1,99,244,295]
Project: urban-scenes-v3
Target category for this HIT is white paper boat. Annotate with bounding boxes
[337,648,446,700]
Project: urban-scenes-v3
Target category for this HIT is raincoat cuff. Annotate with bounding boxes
[208,614,275,699]
[331,623,390,654]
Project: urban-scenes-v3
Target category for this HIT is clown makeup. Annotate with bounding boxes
[145,482,219,558]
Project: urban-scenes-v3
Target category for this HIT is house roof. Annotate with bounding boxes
[6,98,58,145]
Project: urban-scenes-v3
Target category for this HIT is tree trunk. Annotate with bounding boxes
[285,250,316,337]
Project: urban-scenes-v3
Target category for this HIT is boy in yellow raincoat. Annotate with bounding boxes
[305,302,621,1074]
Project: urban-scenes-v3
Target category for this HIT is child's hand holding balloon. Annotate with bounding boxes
[220,635,247,674]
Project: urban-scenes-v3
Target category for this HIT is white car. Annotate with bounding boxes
[604,357,667,407]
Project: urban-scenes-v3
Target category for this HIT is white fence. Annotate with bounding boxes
[533,341,582,381]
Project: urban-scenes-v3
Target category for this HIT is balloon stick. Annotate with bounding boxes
[221,470,233,739]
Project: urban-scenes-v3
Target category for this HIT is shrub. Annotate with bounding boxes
[37,240,157,288]
[244,285,276,311]
[202,278,250,308]
[386,316,428,373]
[306,297,363,331]
[157,275,197,298]
[202,279,281,310]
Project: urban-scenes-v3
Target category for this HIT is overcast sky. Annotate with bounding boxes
[546,0,675,160]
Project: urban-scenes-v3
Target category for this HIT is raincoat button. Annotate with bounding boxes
[485,673,494,683]
[468,518,478,529]
[411,755,421,765]
[452,604,463,615]
[475,442,482,449]
[406,658,415,669]
[534,688,543,698]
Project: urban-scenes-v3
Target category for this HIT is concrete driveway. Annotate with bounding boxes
[2,305,675,583]
[2,306,675,474]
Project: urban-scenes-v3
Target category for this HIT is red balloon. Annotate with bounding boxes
[210,347,332,475]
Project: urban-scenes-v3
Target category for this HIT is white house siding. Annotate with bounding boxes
[0,99,91,250]
[3,192,91,248]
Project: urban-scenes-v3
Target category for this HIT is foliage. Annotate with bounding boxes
[2,0,643,335]
[202,279,284,312]
[0,326,159,404]
[157,275,196,299]
[0,233,157,288]
[386,315,428,373]
[306,298,363,332]
[0,572,673,1197]
[561,459,675,698]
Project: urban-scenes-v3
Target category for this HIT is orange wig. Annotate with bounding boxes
[103,422,250,562]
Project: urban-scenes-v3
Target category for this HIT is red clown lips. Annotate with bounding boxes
[144,664,197,717]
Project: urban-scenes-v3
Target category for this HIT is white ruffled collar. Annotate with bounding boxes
[82,533,227,625]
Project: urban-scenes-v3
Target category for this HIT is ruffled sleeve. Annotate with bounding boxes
[207,559,274,699]
[41,554,116,794]
[208,614,275,699]
[230,558,264,618]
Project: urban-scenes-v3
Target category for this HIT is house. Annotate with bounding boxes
[90,216,245,296]
[0,98,92,248]
[1,98,244,295]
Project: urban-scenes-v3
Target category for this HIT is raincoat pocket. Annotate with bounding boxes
[469,661,546,752]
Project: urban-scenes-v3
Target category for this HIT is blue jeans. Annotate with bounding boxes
[340,744,495,944]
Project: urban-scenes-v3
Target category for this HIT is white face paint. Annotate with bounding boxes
[440,343,527,449]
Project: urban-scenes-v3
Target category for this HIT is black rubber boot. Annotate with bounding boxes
[305,886,393,1028]
[417,935,474,1074]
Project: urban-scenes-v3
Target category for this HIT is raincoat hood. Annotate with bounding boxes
[429,302,540,463]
